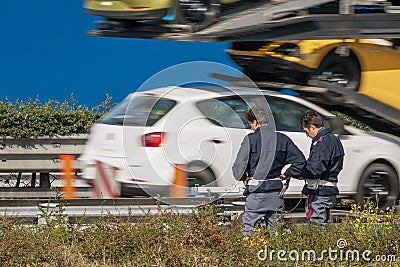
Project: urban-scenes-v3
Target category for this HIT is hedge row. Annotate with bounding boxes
[0,95,113,138]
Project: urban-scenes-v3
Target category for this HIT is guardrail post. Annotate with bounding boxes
[16,172,22,188]
[40,173,50,188]
[31,172,36,188]
[60,154,76,199]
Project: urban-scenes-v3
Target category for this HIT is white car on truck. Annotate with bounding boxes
[79,86,400,208]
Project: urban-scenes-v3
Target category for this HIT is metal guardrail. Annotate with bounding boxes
[0,134,87,173]
[0,187,92,199]
[0,197,351,225]
[0,197,229,224]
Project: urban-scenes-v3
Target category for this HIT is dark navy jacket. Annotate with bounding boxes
[232,126,306,195]
[302,127,345,196]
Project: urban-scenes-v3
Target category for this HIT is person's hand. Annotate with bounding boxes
[279,174,287,180]
[246,176,254,181]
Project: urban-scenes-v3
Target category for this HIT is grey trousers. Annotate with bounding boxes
[305,194,336,229]
[242,191,284,236]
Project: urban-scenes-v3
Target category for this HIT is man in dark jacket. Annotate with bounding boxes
[232,107,306,236]
[300,110,345,228]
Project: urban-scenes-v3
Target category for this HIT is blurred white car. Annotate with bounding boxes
[79,86,400,208]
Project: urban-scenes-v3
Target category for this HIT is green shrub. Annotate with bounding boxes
[0,94,113,138]
[0,202,398,266]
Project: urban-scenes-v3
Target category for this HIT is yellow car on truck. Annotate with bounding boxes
[229,39,400,110]
[85,0,257,31]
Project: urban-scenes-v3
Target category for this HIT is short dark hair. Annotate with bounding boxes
[300,110,323,128]
[245,107,269,125]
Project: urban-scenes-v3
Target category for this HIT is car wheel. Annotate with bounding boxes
[174,0,220,32]
[355,163,399,209]
[314,51,361,91]
[186,166,217,187]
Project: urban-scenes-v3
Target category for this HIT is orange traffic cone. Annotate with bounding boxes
[170,164,187,198]
[60,154,76,199]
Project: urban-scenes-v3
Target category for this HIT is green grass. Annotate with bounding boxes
[0,201,398,266]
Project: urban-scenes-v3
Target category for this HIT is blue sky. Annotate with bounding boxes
[0,1,239,107]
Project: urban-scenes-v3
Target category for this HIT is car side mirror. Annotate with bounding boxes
[327,116,346,135]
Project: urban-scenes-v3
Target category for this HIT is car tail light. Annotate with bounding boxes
[129,6,148,10]
[142,132,165,147]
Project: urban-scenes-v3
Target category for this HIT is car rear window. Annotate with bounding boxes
[99,96,176,126]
